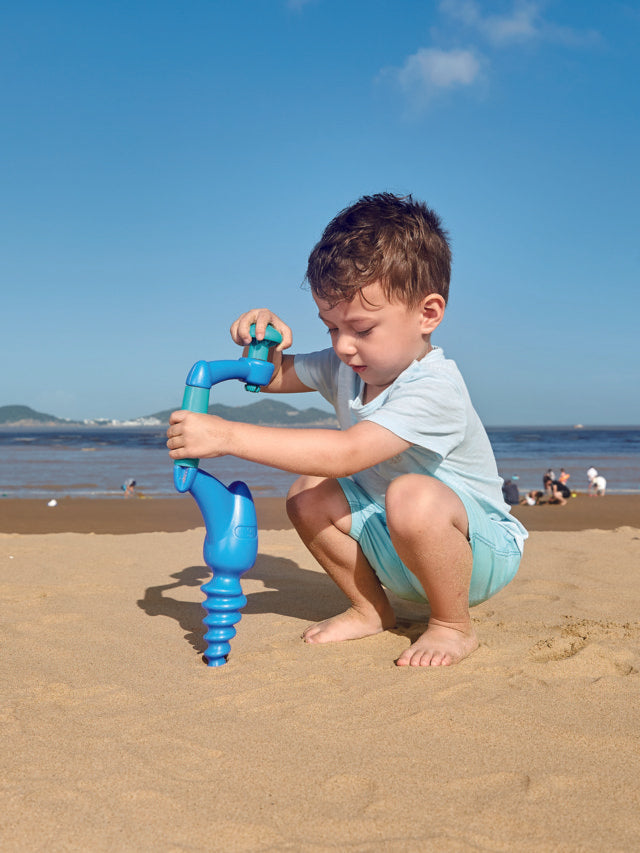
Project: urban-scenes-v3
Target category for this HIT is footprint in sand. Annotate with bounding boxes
[529,633,588,663]
[528,620,639,676]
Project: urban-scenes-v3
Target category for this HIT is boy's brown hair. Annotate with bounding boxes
[306,193,452,307]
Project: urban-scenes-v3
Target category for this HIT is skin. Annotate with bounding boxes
[168,283,479,666]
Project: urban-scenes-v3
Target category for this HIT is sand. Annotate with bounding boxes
[1,494,639,851]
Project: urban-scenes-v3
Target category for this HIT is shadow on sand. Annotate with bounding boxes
[137,551,352,657]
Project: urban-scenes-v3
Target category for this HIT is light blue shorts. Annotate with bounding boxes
[338,477,522,607]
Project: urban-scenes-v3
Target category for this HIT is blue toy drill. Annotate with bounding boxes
[173,324,282,666]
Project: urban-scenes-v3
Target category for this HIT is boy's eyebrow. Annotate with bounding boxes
[317,310,378,327]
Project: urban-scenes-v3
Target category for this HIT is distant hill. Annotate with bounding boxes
[0,405,69,425]
[0,400,337,427]
[147,398,337,426]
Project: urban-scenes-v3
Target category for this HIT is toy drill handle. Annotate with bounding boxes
[173,323,283,486]
[176,384,210,474]
[172,382,210,492]
[245,323,283,392]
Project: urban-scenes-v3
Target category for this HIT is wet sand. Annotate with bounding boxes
[1,492,638,534]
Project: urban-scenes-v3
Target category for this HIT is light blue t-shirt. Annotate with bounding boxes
[294,346,527,551]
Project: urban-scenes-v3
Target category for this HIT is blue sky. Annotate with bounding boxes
[2,0,638,425]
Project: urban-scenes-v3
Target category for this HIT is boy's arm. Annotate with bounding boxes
[167,413,411,478]
[260,353,313,394]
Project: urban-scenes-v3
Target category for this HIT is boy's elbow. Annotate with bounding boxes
[321,438,369,479]
[322,462,355,479]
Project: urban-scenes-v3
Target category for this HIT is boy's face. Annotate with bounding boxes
[314,281,442,399]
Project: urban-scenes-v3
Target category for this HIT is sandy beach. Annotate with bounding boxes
[1,493,639,851]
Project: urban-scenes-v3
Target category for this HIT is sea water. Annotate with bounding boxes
[0,426,298,499]
[0,425,638,500]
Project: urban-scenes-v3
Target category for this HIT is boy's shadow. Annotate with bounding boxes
[137,552,351,656]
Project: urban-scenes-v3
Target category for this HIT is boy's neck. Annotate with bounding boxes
[362,342,434,404]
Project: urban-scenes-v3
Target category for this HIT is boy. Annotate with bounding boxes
[167,193,527,667]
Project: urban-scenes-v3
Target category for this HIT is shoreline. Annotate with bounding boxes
[0,493,638,534]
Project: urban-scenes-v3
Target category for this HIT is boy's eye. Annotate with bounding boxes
[356,328,372,337]
[326,327,338,335]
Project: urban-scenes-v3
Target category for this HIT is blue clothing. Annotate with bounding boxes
[339,477,522,605]
[294,346,527,604]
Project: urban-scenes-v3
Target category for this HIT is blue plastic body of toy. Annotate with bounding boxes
[173,324,282,666]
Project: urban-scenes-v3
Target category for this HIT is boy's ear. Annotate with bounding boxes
[419,293,446,334]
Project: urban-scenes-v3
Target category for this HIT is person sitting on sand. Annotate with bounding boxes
[501,476,520,506]
[548,482,568,506]
[167,193,527,667]
[592,474,607,496]
[520,490,545,506]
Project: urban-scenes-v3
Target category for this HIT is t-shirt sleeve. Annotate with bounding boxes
[293,349,341,405]
[365,372,466,459]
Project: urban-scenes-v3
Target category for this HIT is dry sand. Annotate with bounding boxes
[1,494,639,851]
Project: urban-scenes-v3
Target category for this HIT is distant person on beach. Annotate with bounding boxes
[543,469,554,497]
[543,469,570,505]
[559,468,570,486]
[122,478,136,498]
[167,193,528,667]
[520,490,545,506]
[548,482,568,506]
[501,476,520,506]
[587,466,598,495]
[592,474,607,496]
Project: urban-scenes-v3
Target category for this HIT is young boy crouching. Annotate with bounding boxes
[168,193,527,666]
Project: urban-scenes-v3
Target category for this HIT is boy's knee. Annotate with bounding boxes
[286,476,315,524]
[286,476,351,532]
[386,474,466,539]
[387,473,437,514]
[286,476,332,521]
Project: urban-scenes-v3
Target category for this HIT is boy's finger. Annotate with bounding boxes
[253,312,272,340]
[235,315,257,344]
[277,327,293,350]
[229,319,240,342]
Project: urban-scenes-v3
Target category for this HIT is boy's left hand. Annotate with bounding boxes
[167,410,230,460]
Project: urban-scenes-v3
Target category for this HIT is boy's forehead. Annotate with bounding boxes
[314,282,387,318]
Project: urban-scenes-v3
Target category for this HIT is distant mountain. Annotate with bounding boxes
[147,398,337,426]
[0,400,337,427]
[0,405,69,425]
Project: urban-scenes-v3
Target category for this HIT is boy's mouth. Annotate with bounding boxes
[351,365,366,374]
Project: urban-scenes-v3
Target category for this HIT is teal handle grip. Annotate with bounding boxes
[245,323,283,392]
[247,323,283,358]
[177,385,210,470]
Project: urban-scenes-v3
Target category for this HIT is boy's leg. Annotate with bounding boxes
[385,474,478,667]
[286,476,396,642]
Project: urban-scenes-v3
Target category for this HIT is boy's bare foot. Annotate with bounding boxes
[302,606,395,644]
[396,618,479,667]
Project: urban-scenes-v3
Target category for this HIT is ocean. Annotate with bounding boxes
[0,425,638,500]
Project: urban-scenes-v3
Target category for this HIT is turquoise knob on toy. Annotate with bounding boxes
[245,323,283,392]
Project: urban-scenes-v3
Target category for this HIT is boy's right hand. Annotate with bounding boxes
[230,309,292,352]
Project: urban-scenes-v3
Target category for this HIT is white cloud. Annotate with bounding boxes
[440,0,539,43]
[389,47,482,100]
[380,1,599,111]
[439,0,599,47]
[484,3,539,43]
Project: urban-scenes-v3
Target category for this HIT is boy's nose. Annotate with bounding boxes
[334,333,357,358]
